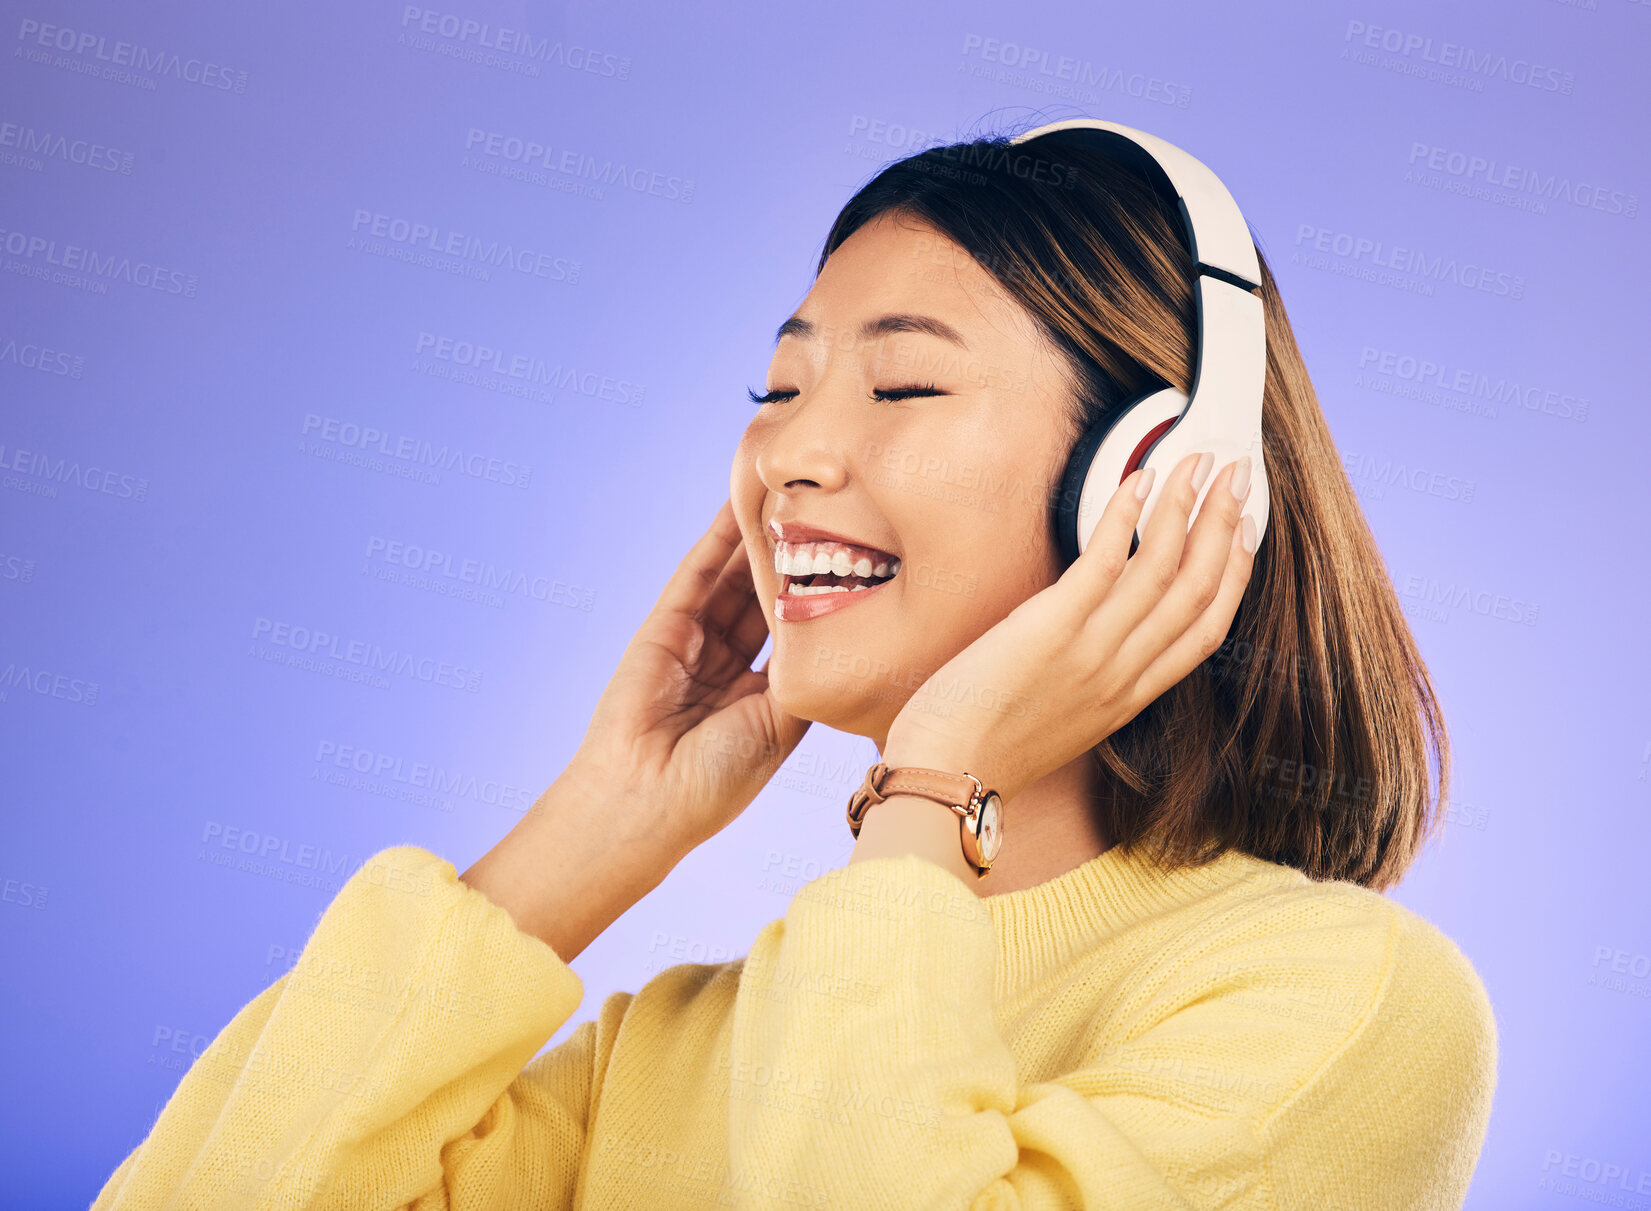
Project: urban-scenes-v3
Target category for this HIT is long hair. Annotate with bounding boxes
[814,126,1449,891]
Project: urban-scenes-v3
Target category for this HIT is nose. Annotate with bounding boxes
[753,389,852,496]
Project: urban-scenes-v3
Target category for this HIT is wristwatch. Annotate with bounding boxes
[846,762,1005,878]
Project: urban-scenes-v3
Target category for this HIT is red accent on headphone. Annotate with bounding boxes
[1120,417,1179,483]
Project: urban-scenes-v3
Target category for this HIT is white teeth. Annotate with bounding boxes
[772,549,827,576]
[784,582,878,596]
[771,540,902,584]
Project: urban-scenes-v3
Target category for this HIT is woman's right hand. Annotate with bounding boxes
[564,496,813,858]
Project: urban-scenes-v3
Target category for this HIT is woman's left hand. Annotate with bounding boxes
[881,450,1259,801]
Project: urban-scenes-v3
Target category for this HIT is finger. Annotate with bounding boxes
[651,497,745,621]
[726,579,772,667]
[1111,456,1252,673]
[1087,450,1210,640]
[698,546,772,680]
[1055,464,1154,618]
[699,534,759,640]
[1129,507,1258,704]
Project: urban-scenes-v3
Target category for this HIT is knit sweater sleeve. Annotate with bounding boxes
[92,845,616,1211]
[729,853,1498,1211]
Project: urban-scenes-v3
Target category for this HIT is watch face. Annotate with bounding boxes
[977,793,1003,864]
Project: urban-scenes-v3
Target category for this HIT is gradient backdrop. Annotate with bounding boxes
[2,1,1646,1207]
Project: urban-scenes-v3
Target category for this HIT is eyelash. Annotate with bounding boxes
[746,383,943,406]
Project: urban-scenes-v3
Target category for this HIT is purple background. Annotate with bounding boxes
[3,2,1646,1207]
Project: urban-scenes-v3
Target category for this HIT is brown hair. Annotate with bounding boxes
[814,126,1448,890]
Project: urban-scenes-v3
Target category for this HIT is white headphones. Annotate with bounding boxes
[1007,118,1270,565]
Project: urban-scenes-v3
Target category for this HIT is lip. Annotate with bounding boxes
[767,518,899,560]
[773,573,895,622]
[765,516,902,623]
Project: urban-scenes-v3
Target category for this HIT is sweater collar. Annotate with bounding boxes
[983,842,1288,1001]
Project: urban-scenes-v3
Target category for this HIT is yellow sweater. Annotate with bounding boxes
[94,842,1497,1210]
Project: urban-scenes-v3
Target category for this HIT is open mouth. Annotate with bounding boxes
[775,539,901,596]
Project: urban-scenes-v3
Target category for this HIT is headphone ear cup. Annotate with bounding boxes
[1055,388,1190,566]
[1053,418,1112,568]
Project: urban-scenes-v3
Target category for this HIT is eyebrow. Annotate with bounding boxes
[773,312,970,350]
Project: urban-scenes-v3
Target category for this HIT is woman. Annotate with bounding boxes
[95,124,1496,1209]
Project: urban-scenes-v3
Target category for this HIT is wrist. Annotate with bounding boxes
[880,729,971,773]
[847,792,981,886]
[462,769,683,962]
[883,729,1021,807]
[544,760,681,850]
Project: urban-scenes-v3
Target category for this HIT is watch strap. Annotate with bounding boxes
[847,762,985,837]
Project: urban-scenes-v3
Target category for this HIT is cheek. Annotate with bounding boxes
[901,554,987,605]
[902,504,1056,625]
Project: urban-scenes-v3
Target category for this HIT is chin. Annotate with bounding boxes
[767,654,898,740]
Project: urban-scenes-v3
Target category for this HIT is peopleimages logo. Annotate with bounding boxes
[0,441,149,501]
[1293,224,1525,299]
[847,115,950,156]
[1407,142,1636,218]
[0,224,198,297]
[958,34,1191,108]
[364,533,596,613]
[1355,347,1589,423]
[249,616,484,693]
[0,553,37,584]
[14,17,249,93]
[0,119,134,173]
[348,210,580,283]
[0,337,84,378]
[1339,451,1476,504]
[1539,1149,1651,1197]
[413,331,643,407]
[462,129,693,202]
[1343,20,1575,94]
[299,413,532,489]
[0,658,98,705]
[312,740,538,813]
[1399,575,1540,626]
[397,7,630,79]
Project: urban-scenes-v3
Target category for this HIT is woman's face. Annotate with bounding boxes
[730,210,1080,745]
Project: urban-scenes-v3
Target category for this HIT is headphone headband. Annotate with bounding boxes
[1007,118,1270,560]
[1009,118,1260,288]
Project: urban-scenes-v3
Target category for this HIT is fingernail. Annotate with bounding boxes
[1191,451,1214,492]
[1230,456,1252,501]
[1240,514,1257,554]
[1133,466,1156,501]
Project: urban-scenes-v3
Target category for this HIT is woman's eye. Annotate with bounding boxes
[746,383,945,407]
[870,383,943,403]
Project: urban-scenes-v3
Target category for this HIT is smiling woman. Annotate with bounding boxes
[737,131,1446,893]
[95,120,1495,1211]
